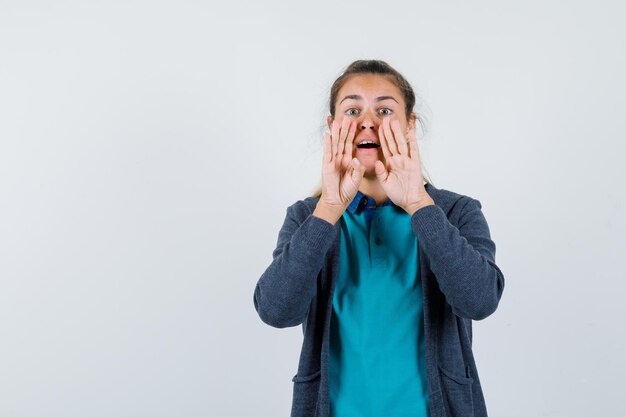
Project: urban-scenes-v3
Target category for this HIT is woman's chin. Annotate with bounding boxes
[354,148,384,177]
[360,160,380,177]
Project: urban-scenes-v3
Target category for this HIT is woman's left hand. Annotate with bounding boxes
[374,117,435,215]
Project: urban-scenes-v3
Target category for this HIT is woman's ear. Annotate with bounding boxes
[326,115,333,131]
[407,112,417,133]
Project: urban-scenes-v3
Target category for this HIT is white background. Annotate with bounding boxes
[1,1,625,416]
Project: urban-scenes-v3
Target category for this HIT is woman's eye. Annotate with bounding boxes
[379,108,393,116]
[346,108,360,116]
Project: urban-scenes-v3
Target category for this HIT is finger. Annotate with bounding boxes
[383,117,399,155]
[407,127,418,161]
[344,119,356,159]
[350,157,365,184]
[392,119,409,155]
[337,117,350,158]
[374,159,388,183]
[331,119,339,159]
[323,131,332,165]
[337,118,351,158]
[379,123,392,161]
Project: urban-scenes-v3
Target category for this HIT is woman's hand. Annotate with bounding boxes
[314,117,366,224]
[374,117,435,215]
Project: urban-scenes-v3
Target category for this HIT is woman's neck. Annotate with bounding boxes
[358,176,388,205]
[358,175,427,206]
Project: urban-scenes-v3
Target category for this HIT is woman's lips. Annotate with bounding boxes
[356,147,381,154]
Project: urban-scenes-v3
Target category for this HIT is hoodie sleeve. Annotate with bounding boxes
[410,196,505,320]
[253,201,337,328]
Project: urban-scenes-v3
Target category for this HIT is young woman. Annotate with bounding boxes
[253,60,505,417]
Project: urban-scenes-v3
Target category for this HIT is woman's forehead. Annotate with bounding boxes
[338,74,402,102]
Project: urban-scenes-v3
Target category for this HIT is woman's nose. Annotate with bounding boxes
[359,115,376,130]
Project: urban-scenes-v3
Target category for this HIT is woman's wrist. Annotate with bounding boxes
[405,196,436,216]
[312,202,344,225]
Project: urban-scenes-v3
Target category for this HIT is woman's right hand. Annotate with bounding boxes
[314,117,366,223]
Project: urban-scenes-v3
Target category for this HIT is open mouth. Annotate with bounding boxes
[356,142,381,149]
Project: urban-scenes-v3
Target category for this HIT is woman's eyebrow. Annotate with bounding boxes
[339,95,399,104]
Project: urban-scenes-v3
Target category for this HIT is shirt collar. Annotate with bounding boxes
[346,190,394,214]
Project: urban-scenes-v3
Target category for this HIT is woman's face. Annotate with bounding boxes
[327,74,416,176]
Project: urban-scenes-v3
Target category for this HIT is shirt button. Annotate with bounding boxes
[375,237,382,245]
[360,198,368,206]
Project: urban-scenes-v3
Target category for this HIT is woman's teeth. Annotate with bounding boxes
[356,142,380,149]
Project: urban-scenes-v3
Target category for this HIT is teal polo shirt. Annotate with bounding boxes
[329,190,429,417]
